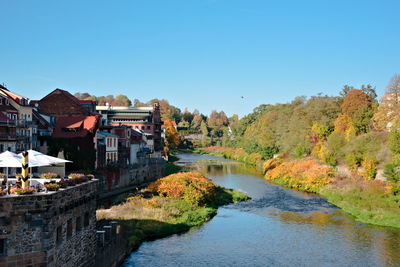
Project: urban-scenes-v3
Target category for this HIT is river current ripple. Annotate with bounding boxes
[123,153,400,267]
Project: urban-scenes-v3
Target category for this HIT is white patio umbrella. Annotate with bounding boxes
[0,151,23,179]
[19,150,72,167]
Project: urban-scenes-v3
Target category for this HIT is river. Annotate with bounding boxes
[123,153,400,266]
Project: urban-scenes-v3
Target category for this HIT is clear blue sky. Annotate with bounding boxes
[1,0,399,117]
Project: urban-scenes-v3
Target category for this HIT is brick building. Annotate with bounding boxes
[33,89,101,171]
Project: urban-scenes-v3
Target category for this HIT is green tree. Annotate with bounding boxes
[388,120,400,154]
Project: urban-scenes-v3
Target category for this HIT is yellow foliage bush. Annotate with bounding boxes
[265,159,334,193]
[262,158,282,174]
[360,158,377,181]
[147,172,217,206]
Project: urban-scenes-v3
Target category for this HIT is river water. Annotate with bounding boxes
[123,153,400,267]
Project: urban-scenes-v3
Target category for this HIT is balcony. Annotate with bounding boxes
[0,133,17,141]
[16,120,35,128]
[0,121,17,127]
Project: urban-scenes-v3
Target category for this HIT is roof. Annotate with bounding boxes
[53,115,101,138]
[130,129,143,137]
[0,88,28,104]
[97,131,118,137]
[79,100,95,104]
[38,89,91,116]
[32,110,52,129]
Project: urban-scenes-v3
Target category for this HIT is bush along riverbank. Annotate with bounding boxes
[198,146,264,167]
[196,146,400,228]
[263,157,400,228]
[96,172,250,250]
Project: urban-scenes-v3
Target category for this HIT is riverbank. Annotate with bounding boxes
[197,147,400,228]
[196,146,264,167]
[96,171,250,251]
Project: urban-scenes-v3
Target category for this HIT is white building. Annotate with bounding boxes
[97,131,119,164]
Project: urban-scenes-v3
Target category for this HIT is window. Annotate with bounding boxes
[56,226,62,245]
[76,217,82,232]
[67,219,72,238]
[147,126,151,130]
[141,126,144,130]
[0,239,6,256]
[0,98,2,105]
[84,212,90,227]
[113,138,116,147]
[5,99,9,105]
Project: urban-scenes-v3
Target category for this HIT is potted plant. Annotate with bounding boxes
[41,172,60,179]
[44,183,61,191]
[11,187,36,195]
[68,173,88,184]
[57,179,70,188]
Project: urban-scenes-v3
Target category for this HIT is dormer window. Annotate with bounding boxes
[5,99,9,105]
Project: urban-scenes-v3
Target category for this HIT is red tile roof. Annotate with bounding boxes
[53,115,101,138]
[0,89,27,103]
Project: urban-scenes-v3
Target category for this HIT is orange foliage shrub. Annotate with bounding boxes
[265,159,334,193]
[147,172,217,206]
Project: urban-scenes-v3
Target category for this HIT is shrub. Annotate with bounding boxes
[44,183,61,191]
[86,174,95,180]
[147,172,217,206]
[265,159,334,193]
[11,187,36,195]
[360,158,377,180]
[68,173,88,184]
[262,158,282,174]
[57,179,70,188]
[346,153,362,170]
[41,172,60,179]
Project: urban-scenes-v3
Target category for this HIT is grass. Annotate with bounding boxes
[320,180,400,228]
[97,172,250,250]
[165,162,182,175]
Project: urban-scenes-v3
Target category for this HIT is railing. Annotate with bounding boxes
[0,121,16,127]
[16,120,35,128]
[0,133,17,141]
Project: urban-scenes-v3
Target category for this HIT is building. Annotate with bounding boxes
[130,129,146,164]
[96,131,119,165]
[34,89,101,170]
[0,93,18,153]
[99,125,132,168]
[0,85,38,152]
[96,103,162,154]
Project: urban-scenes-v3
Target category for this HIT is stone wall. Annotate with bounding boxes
[98,159,165,198]
[0,180,98,267]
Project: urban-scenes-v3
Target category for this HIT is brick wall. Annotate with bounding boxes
[0,180,98,267]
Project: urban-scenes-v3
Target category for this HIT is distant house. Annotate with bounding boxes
[96,131,118,165]
[130,129,146,164]
[96,103,163,154]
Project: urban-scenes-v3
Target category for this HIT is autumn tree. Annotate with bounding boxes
[340,89,374,134]
[182,108,194,124]
[373,74,400,130]
[191,114,203,129]
[164,120,180,150]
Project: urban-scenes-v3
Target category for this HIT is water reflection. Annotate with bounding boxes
[124,153,400,266]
